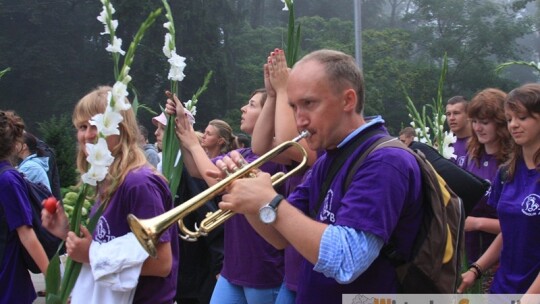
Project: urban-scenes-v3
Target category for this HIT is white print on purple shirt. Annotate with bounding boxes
[457,156,466,167]
[320,190,336,223]
[521,194,540,216]
[95,216,116,243]
[484,181,492,198]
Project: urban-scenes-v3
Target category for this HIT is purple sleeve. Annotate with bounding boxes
[0,171,33,231]
[126,174,173,243]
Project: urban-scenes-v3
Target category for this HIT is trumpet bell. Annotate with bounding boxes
[127,214,158,258]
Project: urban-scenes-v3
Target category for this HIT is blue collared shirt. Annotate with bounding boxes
[314,116,385,283]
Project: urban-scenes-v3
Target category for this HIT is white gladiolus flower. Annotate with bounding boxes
[85,138,114,167]
[442,145,456,160]
[106,37,125,55]
[82,164,109,186]
[281,0,289,11]
[100,20,118,35]
[97,9,107,24]
[163,22,172,31]
[111,82,130,111]
[419,137,428,144]
[163,33,174,58]
[442,131,457,160]
[190,106,197,117]
[410,121,415,127]
[168,52,186,81]
[90,108,124,136]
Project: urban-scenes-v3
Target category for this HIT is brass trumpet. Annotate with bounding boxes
[128,131,310,257]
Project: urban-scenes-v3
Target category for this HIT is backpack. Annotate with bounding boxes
[313,130,464,293]
[346,136,465,293]
[0,166,63,273]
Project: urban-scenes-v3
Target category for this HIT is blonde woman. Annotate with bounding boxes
[42,86,178,303]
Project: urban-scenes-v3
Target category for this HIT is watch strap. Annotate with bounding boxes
[269,194,284,209]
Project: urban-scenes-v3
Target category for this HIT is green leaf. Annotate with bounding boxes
[119,8,163,81]
[162,114,182,198]
[285,0,301,67]
[45,252,61,299]
[0,67,10,79]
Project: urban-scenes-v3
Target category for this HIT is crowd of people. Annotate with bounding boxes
[0,47,539,304]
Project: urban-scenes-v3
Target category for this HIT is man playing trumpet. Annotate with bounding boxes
[216,49,424,303]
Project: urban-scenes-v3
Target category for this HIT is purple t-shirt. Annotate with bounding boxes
[288,126,423,303]
[452,137,469,167]
[0,162,37,303]
[488,158,540,293]
[462,153,498,263]
[214,148,285,288]
[91,166,179,303]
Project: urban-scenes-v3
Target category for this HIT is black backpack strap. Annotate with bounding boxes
[342,136,397,191]
[310,128,385,218]
[341,137,413,266]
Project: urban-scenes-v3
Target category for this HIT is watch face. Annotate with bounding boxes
[259,205,277,224]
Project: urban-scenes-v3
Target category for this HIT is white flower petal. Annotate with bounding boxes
[167,52,187,81]
[106,37,125,55]
[281,0,289,11]
[111,81,130,111]
[82,164,109,185]
[86,138,114,167]
[163,33,173,58]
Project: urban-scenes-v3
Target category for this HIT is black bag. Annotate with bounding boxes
[409,141,491,216]
[0,166,62,273]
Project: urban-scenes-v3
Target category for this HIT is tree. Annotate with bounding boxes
[38,115,78,187]
[404,0,533,96]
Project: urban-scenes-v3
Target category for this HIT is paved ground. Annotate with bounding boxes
[31,272,46,304]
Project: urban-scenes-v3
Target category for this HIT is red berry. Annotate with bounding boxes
[43,197,57,214]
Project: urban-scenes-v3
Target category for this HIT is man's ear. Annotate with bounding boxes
[343,88,357,112]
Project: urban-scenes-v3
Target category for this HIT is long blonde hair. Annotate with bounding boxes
[72,86,158,205]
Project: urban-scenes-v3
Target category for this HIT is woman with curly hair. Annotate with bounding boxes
[0,110,49,303]
[462,88,513,264]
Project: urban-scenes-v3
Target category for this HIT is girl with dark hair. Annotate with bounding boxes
[0,110,49,303]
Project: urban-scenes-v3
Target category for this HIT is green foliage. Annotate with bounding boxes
[405,54,449,154]
[37,115,78,188]
[496,60,540,75]
[405,0,532,96]
[0,0,536,138]
[0,67,10,79]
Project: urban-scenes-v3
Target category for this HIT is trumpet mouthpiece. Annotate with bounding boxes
[295,130,310,142]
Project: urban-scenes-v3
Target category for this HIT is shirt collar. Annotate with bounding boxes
[337,115,385,148]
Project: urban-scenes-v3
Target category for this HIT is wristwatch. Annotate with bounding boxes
[259,194,284,224]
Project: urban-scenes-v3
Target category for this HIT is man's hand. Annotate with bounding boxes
[216,151,277,215]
